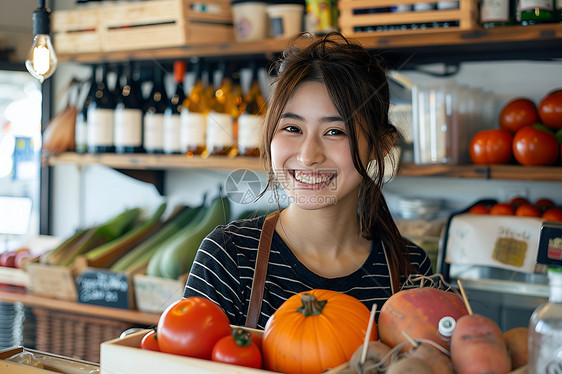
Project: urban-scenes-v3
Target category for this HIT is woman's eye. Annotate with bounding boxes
[282,125,301,133]
[325,128,346,136]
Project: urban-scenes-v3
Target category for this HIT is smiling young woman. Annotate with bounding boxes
[183,32,433,329]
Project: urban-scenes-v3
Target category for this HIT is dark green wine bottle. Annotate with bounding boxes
[516,0,555,25]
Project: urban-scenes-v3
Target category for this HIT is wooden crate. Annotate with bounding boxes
[101,329,349,374]
[133,273,186,314]
[52,0,234,54]
[0,346,100,374]
[100,0,233,52]
[52,6,102,54]
[338,0,479,36]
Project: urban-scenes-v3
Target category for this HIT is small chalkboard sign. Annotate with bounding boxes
[76,269,131,309]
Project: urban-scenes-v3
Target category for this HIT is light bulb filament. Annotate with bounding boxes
[33,44,50,75]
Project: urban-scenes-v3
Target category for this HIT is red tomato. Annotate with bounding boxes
[251,332,263,350]
[535,198,556,210]
[468,204,490,214]
[490,203,515,216]
[508,196,530,209]
[469,129,513,165]
[212,328,263,369]
[500,98,539,133]
[515,203,541,217]
[512,125,559,166]
[140,329,160,352]
[538,89,562,129]
[542,208,562,222]
[157,297,231,359]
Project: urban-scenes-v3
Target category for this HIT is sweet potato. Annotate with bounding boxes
[503,327,529,369]
[450,314,511,374]
[407,342,454,374]
[386,357,432,374]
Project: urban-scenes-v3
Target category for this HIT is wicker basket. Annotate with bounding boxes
[33,307,136,363]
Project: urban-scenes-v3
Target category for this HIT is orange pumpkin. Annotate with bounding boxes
[378,287,468,352]
[262,289,376,374]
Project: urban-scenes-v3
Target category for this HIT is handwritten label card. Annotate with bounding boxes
[76,269,131,309]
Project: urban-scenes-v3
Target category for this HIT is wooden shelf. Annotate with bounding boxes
[47,153,562,183]
[56,24,562,65]
[0,288,159,325]
[398,163,562,183]
[47,152,264,172]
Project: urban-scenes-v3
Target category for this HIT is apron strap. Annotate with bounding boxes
[245,210,280,328]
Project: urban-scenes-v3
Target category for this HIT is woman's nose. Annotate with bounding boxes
[297,135,325,165]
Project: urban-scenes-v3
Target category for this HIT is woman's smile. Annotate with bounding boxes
[290,169,337,189]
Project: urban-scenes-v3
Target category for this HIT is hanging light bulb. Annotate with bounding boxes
[25,0,58,83]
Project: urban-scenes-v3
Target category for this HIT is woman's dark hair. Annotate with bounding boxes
[260,32,415,293]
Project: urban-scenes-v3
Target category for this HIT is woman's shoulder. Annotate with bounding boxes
[208,214,268,244]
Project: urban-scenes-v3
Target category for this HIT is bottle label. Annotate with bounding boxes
[520,0,553,11]
[163,113,182,154]
[206,112,234,148]
[181,111,207,152]
[114,107,142,147]
[238,114,263,150]
[143,112,165,151]
[481,0,509,21]
[87,107,114,147]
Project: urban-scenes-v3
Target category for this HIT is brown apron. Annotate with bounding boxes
[244,210,280,328]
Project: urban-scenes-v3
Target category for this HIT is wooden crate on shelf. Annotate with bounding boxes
[52,6,102,54]
[338,0,479,37]
[52,0,234,55]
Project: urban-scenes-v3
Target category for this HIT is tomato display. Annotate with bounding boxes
[538,89,562,129]
[469,129,513,165]
[489,203,515,216]
[140,329,160,352]
[157,297,231,359]
[499,98,539,133]
[508,196,530,209]
[542,208,562,221]
[535,198,556,211]
[512,125,559,166]
[514,203,541,217]
[212,328,263,369]
[468,204,490,214]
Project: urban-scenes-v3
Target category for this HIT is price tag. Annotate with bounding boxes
[76,269,131,309]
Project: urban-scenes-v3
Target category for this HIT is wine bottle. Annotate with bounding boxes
[87,63,115,153]
[480,0,514,27]
[143,66,168,154]
[238,64,266,157]
[180,61,208,156]
[206,62,236,156]
[114,62,144,153]
[516,0,555,24]
[163,60,186,154]
[75,65,96,154]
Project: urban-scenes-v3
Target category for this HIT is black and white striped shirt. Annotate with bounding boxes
[183,215,433,329]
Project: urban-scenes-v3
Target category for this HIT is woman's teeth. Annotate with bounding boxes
[293,170,335,184]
